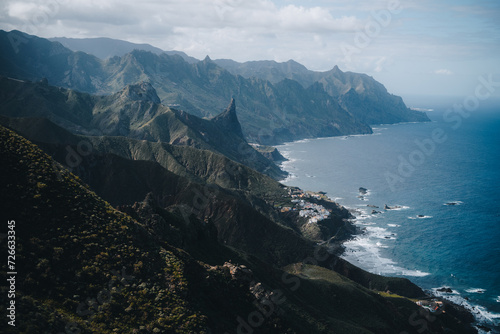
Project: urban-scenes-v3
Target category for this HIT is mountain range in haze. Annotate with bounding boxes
[1,30,429,144]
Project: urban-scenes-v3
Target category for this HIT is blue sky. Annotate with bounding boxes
[1,0,499,99]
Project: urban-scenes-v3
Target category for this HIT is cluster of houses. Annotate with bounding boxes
[297,201,331,224]
[278,187,332,224]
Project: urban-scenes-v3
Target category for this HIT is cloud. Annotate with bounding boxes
[434,69,454,75]
[277,5,362,33]
[0,0,498,97]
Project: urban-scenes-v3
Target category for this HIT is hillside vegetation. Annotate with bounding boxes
[0,125,476,334]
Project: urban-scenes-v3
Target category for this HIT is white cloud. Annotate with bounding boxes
[434,69,454,75]
[0,0,498,96]
[277,5,362,32]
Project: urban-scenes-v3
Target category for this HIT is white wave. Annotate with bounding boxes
[387,224,401,227]
[279,156,300,167]
[281,172,298,183]
[466,288,487,294]
[496,296,500,303]
[295,139,311,144]
[357,222,377,226]
[401,269,431,277]
[386,205,410,211]
[410,107,434,112]
[349,207,370,217]
[341,226,430,278]
[408,215,433,220]
[350,133,381,138]
[443,201,463,206]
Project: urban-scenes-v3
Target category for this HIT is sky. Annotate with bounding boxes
[1,0,499,100]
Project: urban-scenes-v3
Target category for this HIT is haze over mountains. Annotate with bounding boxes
[50,36,199,63]
[1,30,428,144]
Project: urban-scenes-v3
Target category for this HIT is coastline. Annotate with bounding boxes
[275,133,500,334]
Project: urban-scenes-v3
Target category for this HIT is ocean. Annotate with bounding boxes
[277,98,500,332]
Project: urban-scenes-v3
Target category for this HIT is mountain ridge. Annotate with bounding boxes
[0,76,285,179]
[0,30,428,145]
[49,36,199,63]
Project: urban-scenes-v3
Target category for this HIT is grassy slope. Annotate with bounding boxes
[0,125,476,334]
[0,125,212,333]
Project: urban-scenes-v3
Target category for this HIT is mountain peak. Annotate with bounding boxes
[332,65,341,73]
[211,98,244,139]
[226,97,236,114]
[119,82,160,104]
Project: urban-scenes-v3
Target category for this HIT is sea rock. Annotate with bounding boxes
[359,187,368,195]
[437,287,453,293]
[371,210,381,214]
[384,204,402,210]
[477,325,492,332]
[367,205,379,208]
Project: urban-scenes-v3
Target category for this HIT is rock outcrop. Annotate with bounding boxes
[211,98,245,139]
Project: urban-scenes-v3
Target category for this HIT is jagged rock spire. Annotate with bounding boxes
[211,98,245,139]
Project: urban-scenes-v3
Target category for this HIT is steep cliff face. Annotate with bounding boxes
[210,98,245,139]
[214,60,431,126]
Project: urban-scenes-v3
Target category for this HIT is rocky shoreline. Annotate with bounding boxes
[342,187,493,333]
[289,184,486,333]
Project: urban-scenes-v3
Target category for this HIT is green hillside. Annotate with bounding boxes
[0,125,476,334]
[0,76,285,179]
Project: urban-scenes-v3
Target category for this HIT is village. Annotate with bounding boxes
[277,187,333,224]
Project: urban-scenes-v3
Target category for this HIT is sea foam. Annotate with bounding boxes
[433,288,500,330]
[341,217,430,278]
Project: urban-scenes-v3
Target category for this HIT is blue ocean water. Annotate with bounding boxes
[277,101,500,331]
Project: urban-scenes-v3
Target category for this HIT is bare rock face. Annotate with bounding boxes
[211,98,245,139]
[222,262,254,282]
